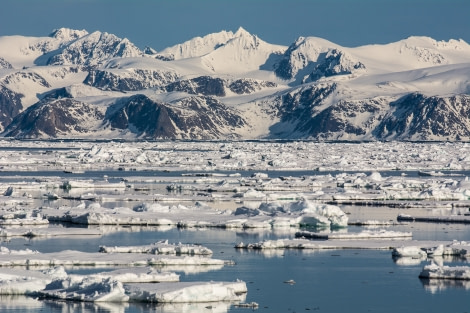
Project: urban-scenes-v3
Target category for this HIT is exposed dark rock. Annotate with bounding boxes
[105,94,245,139]
[143,46,157,55]
[274,37,365,83]
[154,54,175,61]
[84,69,179,91]
[269,83,386,139]
[306,49,365,82]
[0,57,13,69]
[2,72,50,88]
[164,76,277,96]
[3,98,104,138]
[165,76,226,96]
[41,87,74,101]
[0,85,23,131]
[229,79,277,94]
[375,93,470,140]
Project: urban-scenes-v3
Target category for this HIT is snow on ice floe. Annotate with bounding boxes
[235,236,470,260]
[392,241,470,258]
[0,267,177,296]
[0,250,232,268]
[37,199,349,230]
[3,141,470,207]
[295,229,412,240]
[0,266,247,304]
[99,240,213,255]
[234,237,417,251]
[39,280,246,303]
[398,213,470,224]
[419,263,470,280]
[0,226,102,238]
[0,210,47,226]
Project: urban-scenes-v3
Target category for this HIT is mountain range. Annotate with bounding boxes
[1,27,470,141]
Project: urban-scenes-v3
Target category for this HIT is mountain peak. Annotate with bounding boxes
[49,28,88,41]
[234,27,252,38]
[158,29,236,60]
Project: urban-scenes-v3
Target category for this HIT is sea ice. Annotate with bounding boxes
[419,262,470,280]
[125,280,247,303]
[99,240,213,255]
[0,250,231,268]
[296,229,412,240]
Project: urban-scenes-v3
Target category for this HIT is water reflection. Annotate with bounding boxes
[1,296,240,313]
[43,300,128,313]
[420,278,470,293]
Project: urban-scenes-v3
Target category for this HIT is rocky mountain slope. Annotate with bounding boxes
[0,27,469,140]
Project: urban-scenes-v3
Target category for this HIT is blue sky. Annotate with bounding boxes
[1,0,469,50]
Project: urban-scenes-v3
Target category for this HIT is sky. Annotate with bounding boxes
[0,0,469,51]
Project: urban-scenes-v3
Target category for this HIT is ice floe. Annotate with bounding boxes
[419,263,470,280]
[0,250,231,268]
[99,240,213,255]
[36,199,349,231]
[295,229,412,240]
[0,266,245,303]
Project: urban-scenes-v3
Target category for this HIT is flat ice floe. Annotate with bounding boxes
[392,241,470,258]
[0,250,231,267]
[398,213,470,224]
[295,229,412,240]
[0,266,247,303]
[235,237,469,255]
[38,199,349,230]
[99,240,213,255]
[0,226,102,238]
[39,280,247,303]
[419,263,470,280]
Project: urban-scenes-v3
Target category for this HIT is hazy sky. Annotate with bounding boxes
[1,0,469,50]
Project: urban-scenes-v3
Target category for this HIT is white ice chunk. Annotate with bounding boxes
[419,263,470,280]
[125,280,247,303]
[99,240,213,255]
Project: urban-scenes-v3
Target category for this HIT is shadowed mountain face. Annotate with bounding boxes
[0,86,23,132]
[105,94,246,139]
[375,93,470,141]
[3,98,104,138]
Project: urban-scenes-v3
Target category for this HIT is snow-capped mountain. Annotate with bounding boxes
[0,27,470,140]
[274,36,366,83]
[47,31,143,66]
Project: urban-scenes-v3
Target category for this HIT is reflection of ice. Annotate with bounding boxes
[0,295,43,311]
[392,256,427,266]
[43,299,129,313]
[421,277,470,293]
[153,301,235,313]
